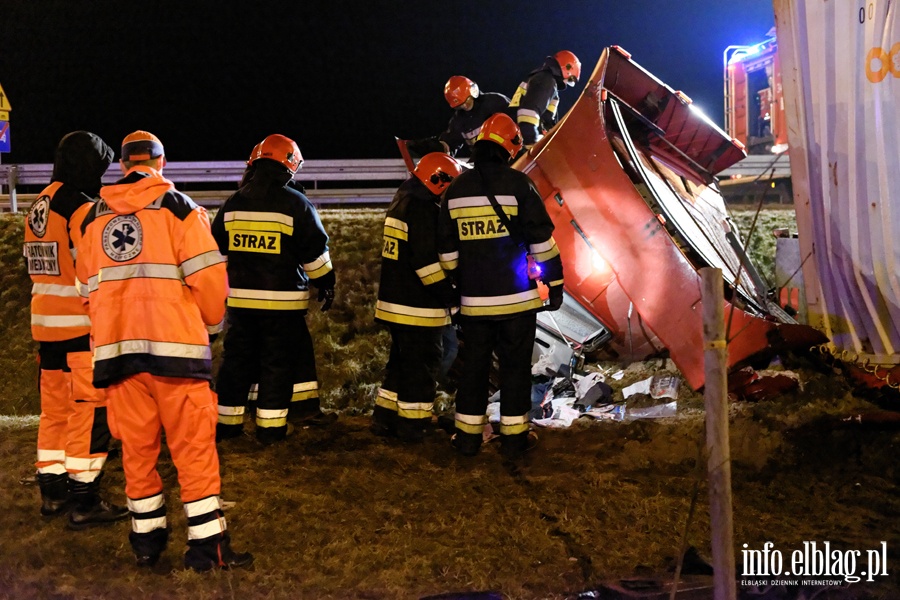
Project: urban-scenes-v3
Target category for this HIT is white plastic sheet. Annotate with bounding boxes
[774,0,900,364]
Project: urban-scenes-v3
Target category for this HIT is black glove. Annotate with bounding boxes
[311,270,336,312]
[546,285,564,312]
[318,287,335,312]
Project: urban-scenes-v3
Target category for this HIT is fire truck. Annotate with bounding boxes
[724,29,788,155]
[721,29,792,204]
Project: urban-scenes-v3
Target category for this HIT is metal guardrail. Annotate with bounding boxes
[0,159,410,211]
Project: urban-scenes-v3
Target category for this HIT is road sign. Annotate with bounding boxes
[0,82,11,111]
[0,111,8,121]
[0,121,10,153]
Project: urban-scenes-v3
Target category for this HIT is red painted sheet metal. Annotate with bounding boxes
[601,47,746,178]
[516,47,826,389]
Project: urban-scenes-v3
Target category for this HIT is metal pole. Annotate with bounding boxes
[9,164,18,213]
[700,267,736,600]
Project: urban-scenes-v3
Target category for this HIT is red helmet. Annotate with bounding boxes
[444,76,480,109]
[414,152,464,195]
[475,113,523,159]
[413,152,462,196]
[246,142,261,165]
[249,134,303,173]
[554,50,582,86]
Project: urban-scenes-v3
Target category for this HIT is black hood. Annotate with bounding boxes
[51,131,114,197]
[240,158,295,200]
[534,56,567,90]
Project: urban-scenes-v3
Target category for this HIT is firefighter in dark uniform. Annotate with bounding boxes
[407,76,515,158]
[372,152,463,442]
[509,50,582,146]
[437,113,564,458]
[212,134,336,445]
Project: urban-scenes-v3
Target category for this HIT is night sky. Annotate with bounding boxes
[0,1,774,164]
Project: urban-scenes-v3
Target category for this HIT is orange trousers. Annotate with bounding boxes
[36,347,109,482]
[106,373,221,503]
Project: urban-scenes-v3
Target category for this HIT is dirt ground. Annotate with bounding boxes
[1,359,899,599]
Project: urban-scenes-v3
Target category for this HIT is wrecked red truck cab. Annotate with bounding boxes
[518,46,825,391]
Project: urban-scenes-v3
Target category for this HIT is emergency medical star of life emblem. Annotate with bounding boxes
[102,215,143,262]
[28,196,50,238]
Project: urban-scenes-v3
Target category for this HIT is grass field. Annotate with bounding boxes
[1,205,898,599]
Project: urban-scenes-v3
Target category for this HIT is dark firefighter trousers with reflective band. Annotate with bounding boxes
[216,307,319,444]
[373,323,443,432]
[453,313,536,446]
[36,335,111,482]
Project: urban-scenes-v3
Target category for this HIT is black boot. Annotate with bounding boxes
[37,472,72,516]
[185,532,254,572]
[67,474,130,530]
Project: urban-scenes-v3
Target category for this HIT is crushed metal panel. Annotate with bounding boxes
[516,46,826,390]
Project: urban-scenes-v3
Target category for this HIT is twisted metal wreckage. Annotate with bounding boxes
[513,46,826,394]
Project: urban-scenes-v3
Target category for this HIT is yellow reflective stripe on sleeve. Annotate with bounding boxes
[384,217,409,241]
[303,252,332,278]
[416,262,446,286]
[531,243,560,263]
[439,251,458,271]
[547,279,564,287]
[517,109,541,125]
[547,98,559,115]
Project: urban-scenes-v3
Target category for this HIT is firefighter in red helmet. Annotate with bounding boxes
[509,50,582,146]
[406,76,515,158]
[212,134,337,446]
[372,152,463,442]
[438,113,565,459]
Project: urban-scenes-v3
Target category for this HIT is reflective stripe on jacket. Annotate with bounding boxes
[24,181,94,341]
[211,164,332,312]
[77,167,227,387]
[438,160,563,319]
[375,177,455,327]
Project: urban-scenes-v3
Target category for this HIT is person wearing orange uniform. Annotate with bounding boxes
[76,131,252,571]
[24,131,129,529]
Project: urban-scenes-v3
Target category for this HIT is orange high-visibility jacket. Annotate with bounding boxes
[76,166,227,388]
[24,181,94,342]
